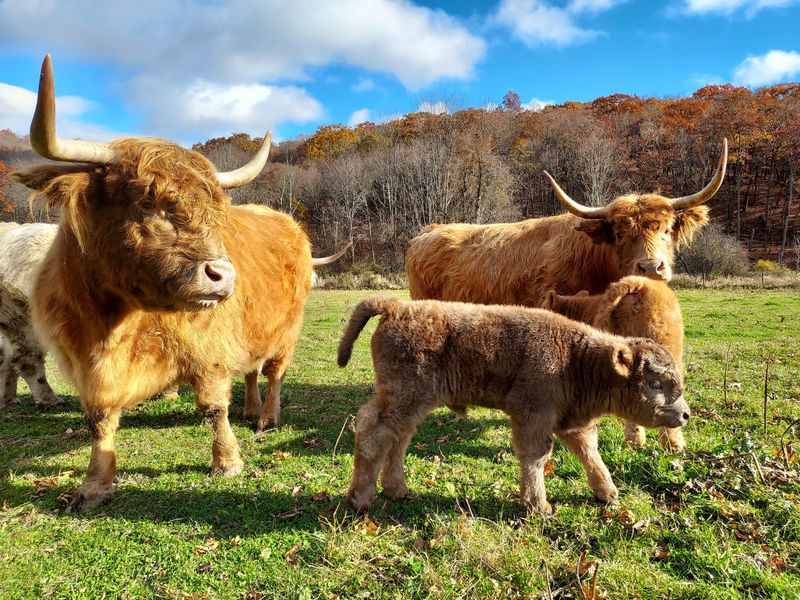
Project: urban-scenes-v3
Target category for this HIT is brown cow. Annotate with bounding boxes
[406,141,727,307]
[543,276,685,450]
[13,56,339,511]
[337,297,689,514]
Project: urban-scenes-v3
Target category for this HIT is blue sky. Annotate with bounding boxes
[0,0,799,146]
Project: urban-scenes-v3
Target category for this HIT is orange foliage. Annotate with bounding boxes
[303,124,358,159]
[0,159,15,214]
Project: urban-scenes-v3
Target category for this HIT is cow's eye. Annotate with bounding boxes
[140,197,156,212]
[614,232,624,244]
[649,381,663,390]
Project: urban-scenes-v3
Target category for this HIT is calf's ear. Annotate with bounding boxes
[611,343,634,378]
[672,206,709,248]
[542,290,558,310]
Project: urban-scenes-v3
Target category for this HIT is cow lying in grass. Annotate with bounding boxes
[543,276,686,451]
[0,223,61,408]
[337,297,689,514]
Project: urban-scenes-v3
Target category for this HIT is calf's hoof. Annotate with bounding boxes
[243,407,262,425]
[347,488,375,512]
[659,429,687,453]
[381,482,410,500]
[213,458,244,477]
[64,483,113,513]
[593,485,619,505]
[0,397,21,409]
[525,500,553,516]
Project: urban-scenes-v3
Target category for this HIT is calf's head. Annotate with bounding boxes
[610,338,690,429]
[13,55,272,311]
[544,140,727,282]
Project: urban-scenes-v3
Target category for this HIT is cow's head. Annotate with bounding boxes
[14,56,272,311]
[543,141,727,282]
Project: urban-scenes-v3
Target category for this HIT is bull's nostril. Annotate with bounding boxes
[682,412,690,422]
[656,262,666,274]
[205,263,223,282]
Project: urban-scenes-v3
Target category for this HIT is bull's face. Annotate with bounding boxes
[543,140,727,283]
[13,56,272,312]
[614,339,690,429]
[575,196,709,282]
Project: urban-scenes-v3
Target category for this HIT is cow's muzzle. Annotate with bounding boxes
[194,258,235,304]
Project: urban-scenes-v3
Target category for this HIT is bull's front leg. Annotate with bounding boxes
[67,408,121,512]
[558,423,618,504]
[0,336,19,408]
[510,417,554,515]
[242,369,262,425]
[193,376,243,477]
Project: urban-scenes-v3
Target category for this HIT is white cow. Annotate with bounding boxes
[0,222,62,408]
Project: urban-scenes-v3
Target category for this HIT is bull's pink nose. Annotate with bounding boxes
[636,260,666,278]
[202,259,235,298]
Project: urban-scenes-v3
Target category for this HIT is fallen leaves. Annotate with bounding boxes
[603,508,649,535]
[284,542,301,566]
[194,538,220,556]
[29,470,74,499]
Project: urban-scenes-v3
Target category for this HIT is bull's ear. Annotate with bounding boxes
[672,206,709,249]
[611,343,634,378]
[576,219,613,244]
[13,164,99,249]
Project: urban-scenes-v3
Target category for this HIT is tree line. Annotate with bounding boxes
[3,83,799,270]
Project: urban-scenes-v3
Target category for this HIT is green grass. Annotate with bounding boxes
[1,289,799,599]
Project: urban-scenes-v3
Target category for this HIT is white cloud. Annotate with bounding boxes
[733,50,800,87]
[347,108,372,127]
[525,97,554,111]
[418,101,449,115]
[0,0,484,138]
[681,0,798,16]
[0,82,120,140]
[353,77,376,92]
[492,0,622,47]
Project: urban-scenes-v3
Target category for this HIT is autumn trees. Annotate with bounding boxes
[186,85,799,271]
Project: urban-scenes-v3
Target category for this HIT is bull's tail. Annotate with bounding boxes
[312,242,352,268]
[337,297,396,367]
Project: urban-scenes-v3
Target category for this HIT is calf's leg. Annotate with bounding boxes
[659,426,686,453]
[558,423,618,504]
[510,417,554,515]
[380,430,415,499]
[12,347,61,407]
[623,420,647,448]
[193,376,243,476]
[67,408,121,512]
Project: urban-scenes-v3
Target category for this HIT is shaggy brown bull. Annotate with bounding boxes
[14,56,340,511]
[543,276,685,450]
[338,297,689,514]
[406,141,727,307]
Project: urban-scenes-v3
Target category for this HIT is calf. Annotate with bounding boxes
[543,276,685,450]
[0,223,61,408]
[337,298,689,514]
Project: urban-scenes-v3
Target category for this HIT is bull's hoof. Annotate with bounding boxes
[64,486,112,513]
[243,408,262,425]
[213,458,244,477]
[255,417,277,434]
[525,500,553,516]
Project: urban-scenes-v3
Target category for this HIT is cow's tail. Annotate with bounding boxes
[337,297,396,367]
[312,242,351,268]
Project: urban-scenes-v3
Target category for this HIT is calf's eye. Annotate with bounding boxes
[649,381,663,390]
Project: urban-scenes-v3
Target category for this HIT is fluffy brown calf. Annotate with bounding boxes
[543,276,686,450]
[13,56,340,512]
[338,298,689,514]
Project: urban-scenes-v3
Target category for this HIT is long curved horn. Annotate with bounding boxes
[670,138,728,211]
[542,170,608,219]
[215,131,272,189]
[311,242,352,268]
[29,55,116,163]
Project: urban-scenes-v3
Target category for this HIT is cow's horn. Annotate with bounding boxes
[543,171,609,219]
[215,131,272,189]
[29,55,116,164]
[670,138,728,211]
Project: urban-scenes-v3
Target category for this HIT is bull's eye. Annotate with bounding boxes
[649,381,663,390]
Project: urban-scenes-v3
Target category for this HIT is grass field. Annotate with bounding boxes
[1,289,799,599]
